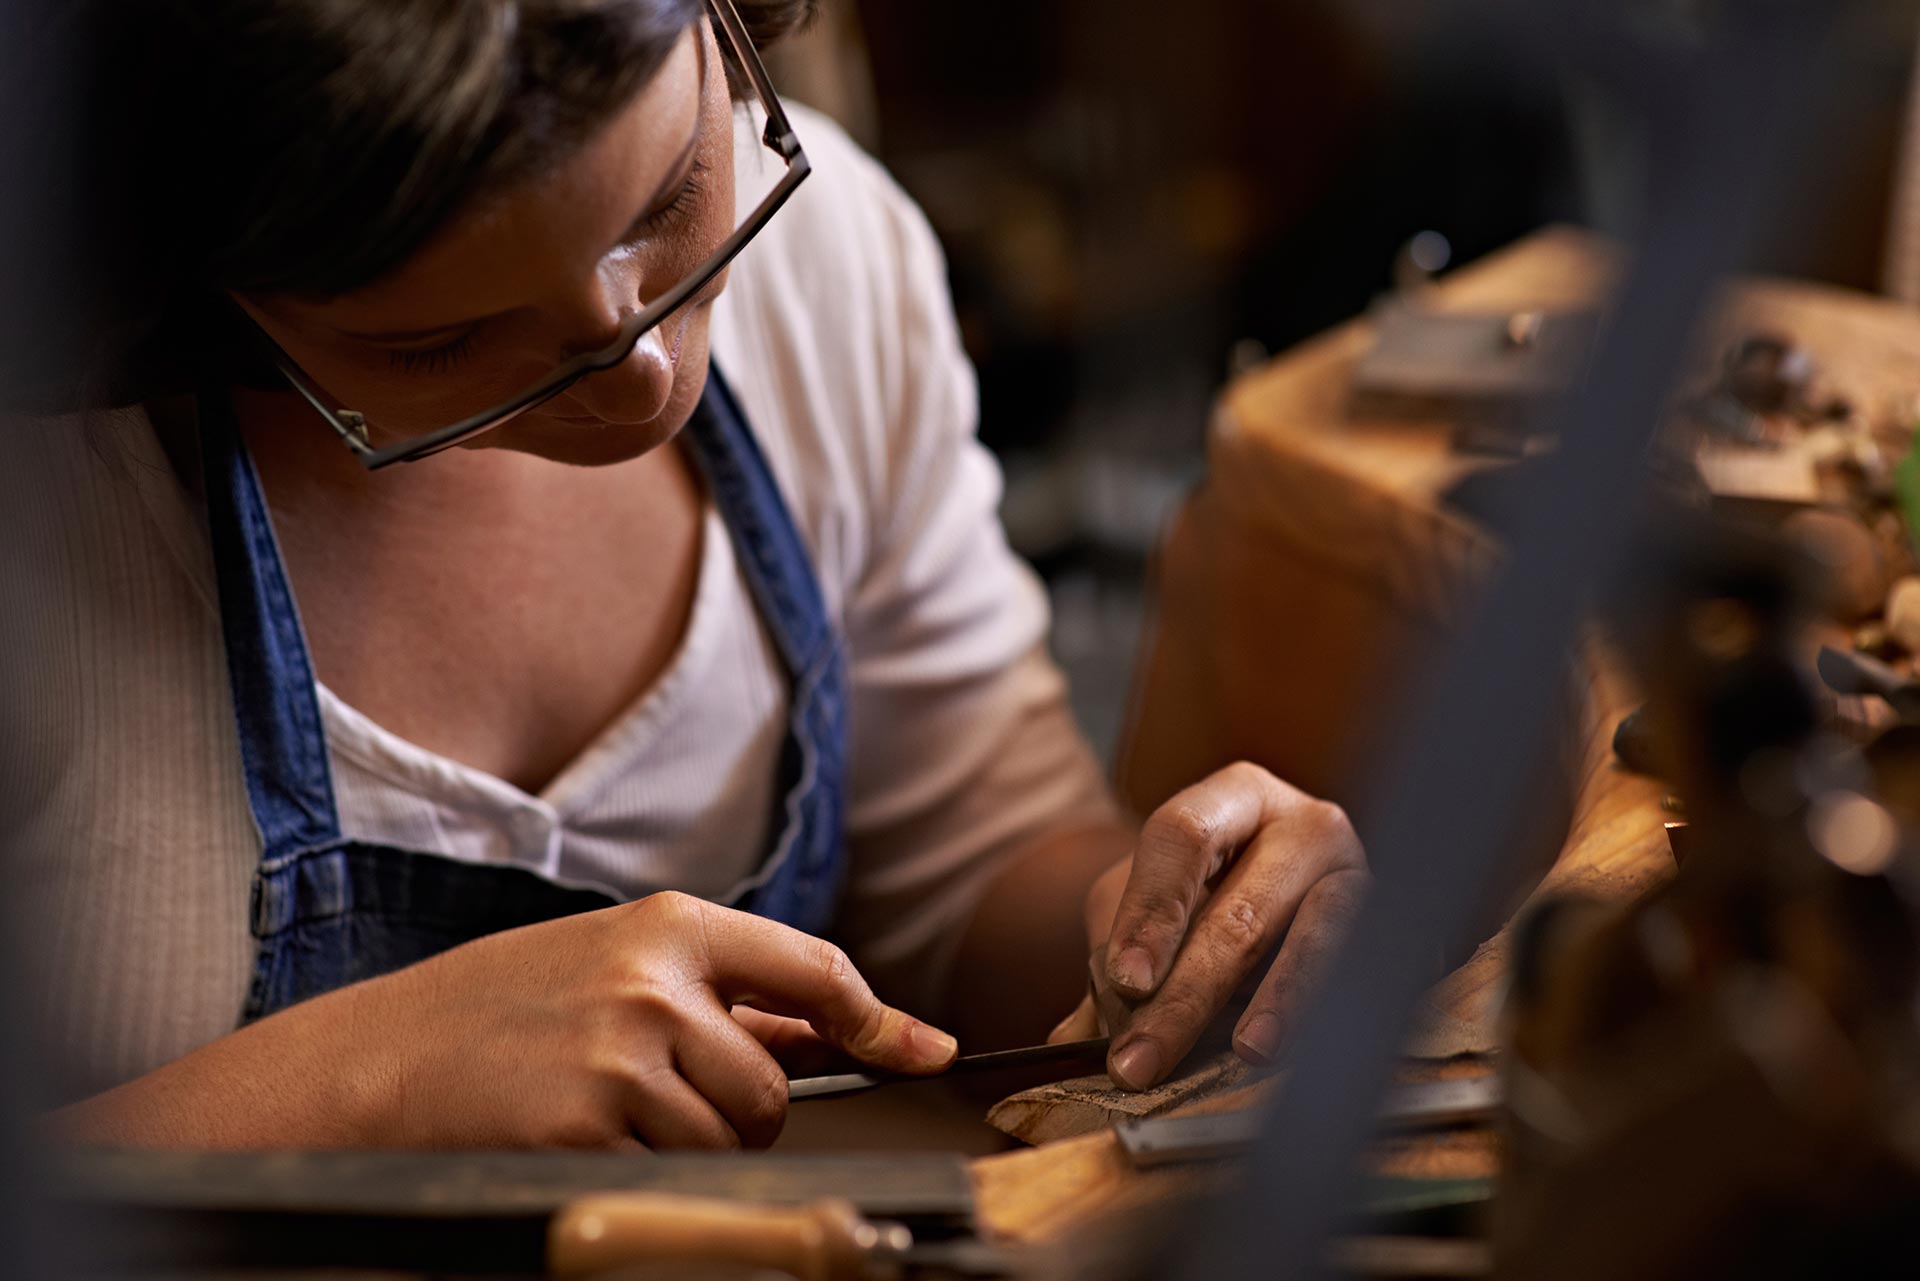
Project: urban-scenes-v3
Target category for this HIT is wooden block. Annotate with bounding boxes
[1694,445,1821,507]
[971,1130,1223,1246]
[986,1054,1259,1146]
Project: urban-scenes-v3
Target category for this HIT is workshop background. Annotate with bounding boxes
[767,0,1920,763]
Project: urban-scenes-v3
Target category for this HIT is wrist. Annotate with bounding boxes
[281,974,408,1146]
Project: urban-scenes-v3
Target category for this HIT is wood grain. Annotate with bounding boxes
[972,1130,1222,1246]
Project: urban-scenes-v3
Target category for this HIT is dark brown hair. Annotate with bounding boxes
[0,0,814,411]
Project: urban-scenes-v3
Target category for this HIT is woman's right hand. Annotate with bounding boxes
[57,891,956,1152]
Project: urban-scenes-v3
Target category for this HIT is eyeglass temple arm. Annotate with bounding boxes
[708,0,801,161]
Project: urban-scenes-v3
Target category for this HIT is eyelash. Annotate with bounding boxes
[633,157,710,237]
[385,158,710,377]
[388,333,476,375]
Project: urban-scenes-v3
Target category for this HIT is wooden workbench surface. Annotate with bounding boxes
[974,225,1920,1246]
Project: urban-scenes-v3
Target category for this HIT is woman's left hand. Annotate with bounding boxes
[1048,762,1370,1090]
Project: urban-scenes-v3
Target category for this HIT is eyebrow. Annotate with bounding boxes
[335,29,710,346]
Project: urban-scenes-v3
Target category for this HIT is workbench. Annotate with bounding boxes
[971,225,1920,1248]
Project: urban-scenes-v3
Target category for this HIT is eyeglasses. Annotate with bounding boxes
[258,0,809,470]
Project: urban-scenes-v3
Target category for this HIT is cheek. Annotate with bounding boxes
[673,124,738,287]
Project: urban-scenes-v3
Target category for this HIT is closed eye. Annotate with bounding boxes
[379,159,710,377]
[627,157,711,240]
[388,331,477,375]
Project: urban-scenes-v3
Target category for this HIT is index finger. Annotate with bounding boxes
[1103,763,1297,1001]
[688,902,958,1074]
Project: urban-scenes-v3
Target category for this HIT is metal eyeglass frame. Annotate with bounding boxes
[261,0,810,471]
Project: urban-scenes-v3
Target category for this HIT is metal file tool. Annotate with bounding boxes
[1115,1075,1502,1168]
[787,1037,1112,1101]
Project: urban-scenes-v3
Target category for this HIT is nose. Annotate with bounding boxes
[552,268,677,426]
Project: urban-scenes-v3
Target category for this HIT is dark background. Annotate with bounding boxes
[770,0,1920,760]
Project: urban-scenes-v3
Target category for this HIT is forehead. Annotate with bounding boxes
[281,26,705,336]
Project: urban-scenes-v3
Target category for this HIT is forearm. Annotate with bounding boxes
[52,979,394,1150]
[944,817,1134,1050]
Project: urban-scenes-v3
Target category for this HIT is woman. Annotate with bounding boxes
[0,0,1367,1150]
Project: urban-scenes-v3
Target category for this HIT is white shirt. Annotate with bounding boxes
[0,103,1117,1102]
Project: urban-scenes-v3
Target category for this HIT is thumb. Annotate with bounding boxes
[806,991,958,1075]
[699,908,958,1074]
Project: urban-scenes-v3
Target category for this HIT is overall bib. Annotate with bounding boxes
[199,366,849,1020]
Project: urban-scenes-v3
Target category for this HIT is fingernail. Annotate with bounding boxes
[1234,1012,1283,1065]
[1110,946,1154,995]
[909,1023,958,1067]
[1111,1039,1164,1090]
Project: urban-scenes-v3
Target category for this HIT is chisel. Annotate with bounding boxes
[787,1037,1111,1101]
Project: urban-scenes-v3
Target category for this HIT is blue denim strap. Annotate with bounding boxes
[680,367,839,676]
[199,392,346,867]
[680,367,849,931]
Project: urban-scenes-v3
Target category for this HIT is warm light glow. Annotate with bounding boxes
[1806,791,1899,876]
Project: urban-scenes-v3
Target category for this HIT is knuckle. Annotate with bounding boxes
[643,889,699,927]
[811,938,858,994]
[1307,799,1365,861]
[1209,895,1267,957]
[1224,760,1274,790]
[807,940,885,1043]
[625,983,680,1026]
[1144,802,1220,856]
[741,1070,789,1146]
[1311,797,1351,833]
[643,890,723,975]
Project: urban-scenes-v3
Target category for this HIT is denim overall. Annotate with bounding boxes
[200,366,849,1020]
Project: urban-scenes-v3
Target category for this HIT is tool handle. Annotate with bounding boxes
[549,1192,894,1281]
[1817,644,1906,701]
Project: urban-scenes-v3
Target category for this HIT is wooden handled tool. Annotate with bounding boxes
[549,1192,910,1280]
[53,1150,996,1276]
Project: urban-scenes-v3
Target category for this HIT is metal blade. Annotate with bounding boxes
[1116,1075,1501,1168]
[787,1038,1111,1102]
